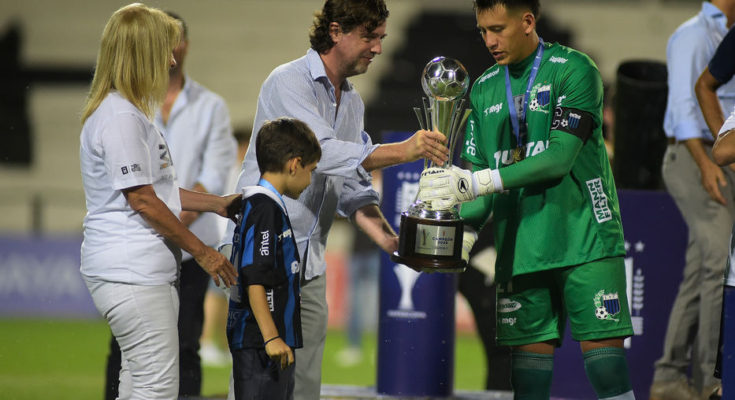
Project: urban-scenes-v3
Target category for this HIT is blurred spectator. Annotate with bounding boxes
[335,173,383,367]
[652,1,735,398]
[458,225,512,392]
[201,126,252,367]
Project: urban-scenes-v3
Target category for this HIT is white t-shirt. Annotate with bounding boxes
[80,92,182,285]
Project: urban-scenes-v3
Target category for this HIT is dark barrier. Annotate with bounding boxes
[613,60,668,190]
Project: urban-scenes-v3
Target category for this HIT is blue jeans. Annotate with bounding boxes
[346,250,380,347]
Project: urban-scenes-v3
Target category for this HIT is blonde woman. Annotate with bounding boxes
[79,4,238,399]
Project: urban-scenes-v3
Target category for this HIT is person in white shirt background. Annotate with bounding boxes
[201,126,252,367]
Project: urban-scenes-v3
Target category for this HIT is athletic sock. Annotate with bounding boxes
[511,351,554,400]
[583,347,635,400]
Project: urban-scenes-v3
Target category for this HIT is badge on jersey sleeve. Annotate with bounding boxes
[551,106,594,142]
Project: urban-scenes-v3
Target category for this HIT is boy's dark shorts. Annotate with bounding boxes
[232,347,295,400]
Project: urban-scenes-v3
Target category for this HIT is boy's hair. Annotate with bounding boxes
[255,118,321,174]
[473,0,540,19]
[309,0,389,54]
[82,3,181,122]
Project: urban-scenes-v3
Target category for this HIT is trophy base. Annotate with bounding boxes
[392,207,466,274]
[391,252,466,273]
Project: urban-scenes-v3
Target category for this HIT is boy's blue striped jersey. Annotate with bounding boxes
[226,186,302,350]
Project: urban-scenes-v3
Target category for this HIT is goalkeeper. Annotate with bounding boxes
[419,1,635,399]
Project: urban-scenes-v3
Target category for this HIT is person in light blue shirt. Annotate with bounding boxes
[655,1,735,398]
[222,1,449,399]
[154,34,237,398]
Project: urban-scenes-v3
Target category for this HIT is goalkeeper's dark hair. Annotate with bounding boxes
[256,118,321,174]
[473,0,540,19]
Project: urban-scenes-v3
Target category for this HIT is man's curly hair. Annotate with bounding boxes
[309,0,389,53]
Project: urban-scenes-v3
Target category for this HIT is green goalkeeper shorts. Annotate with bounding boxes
[496,256,634,346]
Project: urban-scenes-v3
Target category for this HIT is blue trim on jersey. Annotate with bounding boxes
[242,224,255,268]
[279,203,299,346]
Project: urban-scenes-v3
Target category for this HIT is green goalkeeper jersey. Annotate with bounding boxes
[460,41,625,283]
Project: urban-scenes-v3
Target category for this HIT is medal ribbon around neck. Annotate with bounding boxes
[259,178,288,212]
[504,38,544,158]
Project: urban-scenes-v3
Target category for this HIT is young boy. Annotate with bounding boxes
[227,117,321,399]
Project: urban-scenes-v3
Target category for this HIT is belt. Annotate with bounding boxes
[667,137,714,146]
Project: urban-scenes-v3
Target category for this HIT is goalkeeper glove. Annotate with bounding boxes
[461,227,478,264]
[418,166,500,210]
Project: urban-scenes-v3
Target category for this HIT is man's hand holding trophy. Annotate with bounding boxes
[391,56,495,273]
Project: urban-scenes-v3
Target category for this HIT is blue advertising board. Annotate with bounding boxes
[550,190,688,399]
[377,131,458,397]
[0,234,98,317]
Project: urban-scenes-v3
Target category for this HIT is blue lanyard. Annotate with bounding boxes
[504,38,544,147]
[258,178,288,213]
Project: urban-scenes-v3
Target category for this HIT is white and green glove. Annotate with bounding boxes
[418,166,501,210]
[461,227,478,264]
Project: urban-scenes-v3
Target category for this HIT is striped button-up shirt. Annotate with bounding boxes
[229,48,380,279]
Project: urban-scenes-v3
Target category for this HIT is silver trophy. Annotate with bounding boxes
[391,57,472,273]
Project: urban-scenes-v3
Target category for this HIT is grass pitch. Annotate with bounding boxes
[0,318,486,399]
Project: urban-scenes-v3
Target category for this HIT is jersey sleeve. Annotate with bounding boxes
[497,129,583,189]
[461,100,489,168]
[100,111,155,191]
[239,201,287,288]
[551,54,603,142]
[709,27,735,84]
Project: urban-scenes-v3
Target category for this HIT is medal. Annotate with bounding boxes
[513,147,525,163]
[505,38,544,164]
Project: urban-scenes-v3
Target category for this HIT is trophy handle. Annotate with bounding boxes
[413,107,426,131]
[421,98,434,170]
[422,97,432,133]
[414,106,430,171]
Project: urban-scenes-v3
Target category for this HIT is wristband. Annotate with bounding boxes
[264,336,280,346]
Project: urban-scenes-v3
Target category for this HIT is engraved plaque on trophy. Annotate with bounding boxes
[390,57,472,273]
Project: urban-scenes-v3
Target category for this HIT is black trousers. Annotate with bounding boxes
[457,264,512,391]
[232,348,295,400]
[104,258,211,399]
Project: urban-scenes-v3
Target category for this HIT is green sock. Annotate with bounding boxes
[511,351,554,400]
[583,347,634,399]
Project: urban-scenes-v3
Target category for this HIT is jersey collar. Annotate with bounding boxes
[238,178,288,216]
